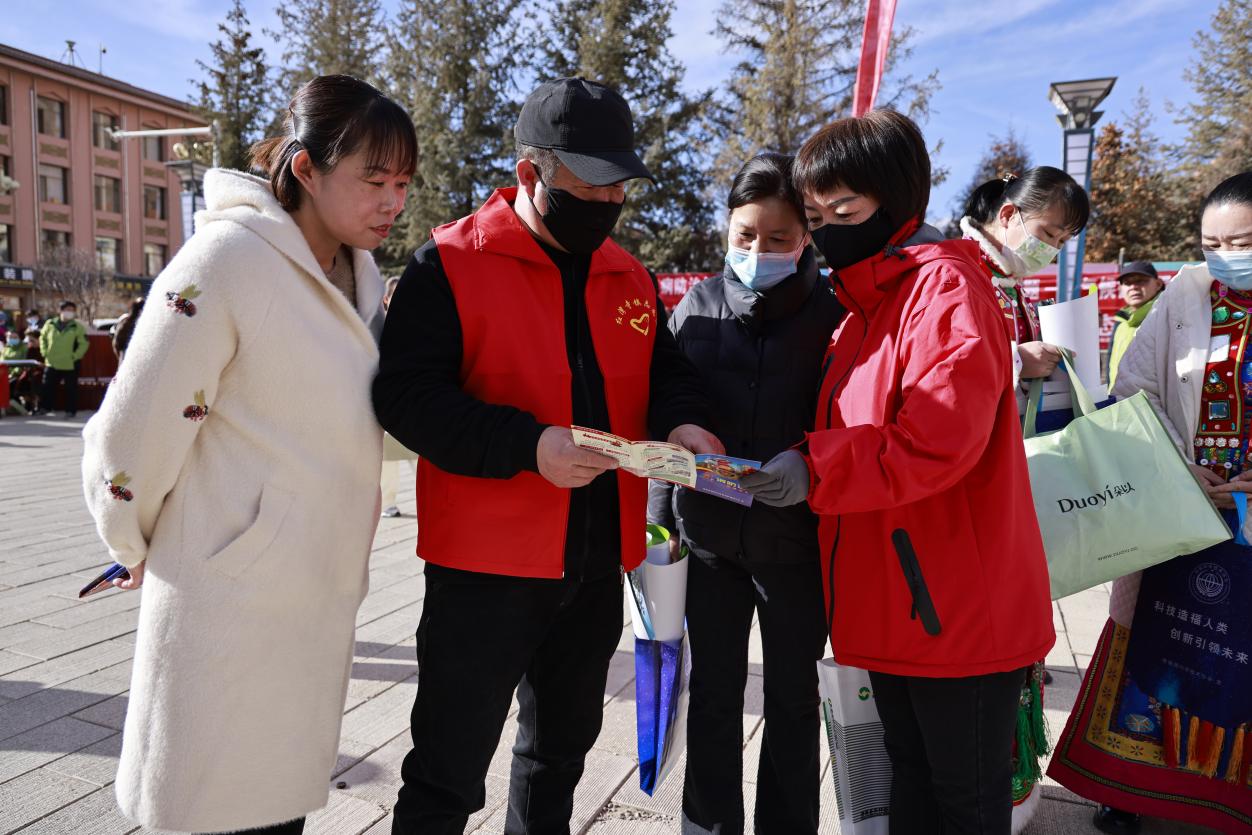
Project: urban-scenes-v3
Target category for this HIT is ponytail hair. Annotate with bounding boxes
[965,165,1090,236]
[249,74,417,212]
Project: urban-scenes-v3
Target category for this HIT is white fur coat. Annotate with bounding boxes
[82,169,385,831]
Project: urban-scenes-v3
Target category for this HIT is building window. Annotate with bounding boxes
[42,229,70,251]
[1,154,10,178]
[142,133,164,162]
[36,96,66,138]
[143,185,166,220]
[38,164,68,204]
[93,112,120,150]
[0,85,8,127]
[94,174,121,213]
[0,225,11,263]
[143,243,166,277]
[95,237,120,273]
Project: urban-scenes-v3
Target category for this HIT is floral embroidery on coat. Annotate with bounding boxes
[183,390,209,421]
[167,285,202,317]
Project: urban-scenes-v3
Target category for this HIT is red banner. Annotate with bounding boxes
[852,0,898,117]
[656,264,1178,351]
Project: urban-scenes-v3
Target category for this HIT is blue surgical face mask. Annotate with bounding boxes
[6,337,19,347]
[1206,250,1252,290]
[726,243,805,292]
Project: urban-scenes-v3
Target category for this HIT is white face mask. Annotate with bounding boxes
[61,311,76,322]
[1010,210,1060,274]
[725,242,806,292]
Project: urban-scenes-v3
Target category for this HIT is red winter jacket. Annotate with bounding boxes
[805,221,1054,678]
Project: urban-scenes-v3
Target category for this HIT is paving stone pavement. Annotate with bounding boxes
[0,415,1215,833]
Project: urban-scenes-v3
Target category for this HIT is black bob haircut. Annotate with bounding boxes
[1202,171,1252,215]
[793,109,931,228]
[727,152,806,226]
[965,166,1090,236]
[250,74,418,212]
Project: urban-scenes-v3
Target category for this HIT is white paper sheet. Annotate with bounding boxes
[1037,291,1107,401]
[626,558,688,642]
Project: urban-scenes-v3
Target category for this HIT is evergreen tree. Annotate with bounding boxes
[193,0,272,172]
[270,0,386,99]
[1086,93,1191,262]
[713,0,940,190]
[1177,0,1252,189]
[380,0,524,266]
[538,0,723,271]
[941,128,1032,238]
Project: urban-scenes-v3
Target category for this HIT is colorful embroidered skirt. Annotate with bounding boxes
[1047,546,1252,833]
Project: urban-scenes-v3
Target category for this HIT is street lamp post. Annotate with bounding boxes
[1048,78,1116,302]
[108,122,218,243]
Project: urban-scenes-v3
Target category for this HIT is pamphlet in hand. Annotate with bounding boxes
[571,426,760,506]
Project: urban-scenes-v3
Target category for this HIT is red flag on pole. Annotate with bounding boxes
[851,0,898,117]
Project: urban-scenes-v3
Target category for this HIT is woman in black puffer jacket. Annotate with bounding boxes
[648,152,844,835]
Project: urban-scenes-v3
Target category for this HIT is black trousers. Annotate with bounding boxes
[40,367,78,414]
[868,667,1027,835]
[681,554,827,835]
[392,570,623,835]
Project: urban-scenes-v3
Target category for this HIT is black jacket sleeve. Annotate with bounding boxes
[371,241,546,479]
[646,274,711,440]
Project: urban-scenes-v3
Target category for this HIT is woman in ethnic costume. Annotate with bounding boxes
[1047,172,1252,834]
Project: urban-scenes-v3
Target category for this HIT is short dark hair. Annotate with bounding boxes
[793,109,931,227]
[250,74,418,212]
[59,300,76,311]
[965,166,1090,235]
[1202,172,1252,215]
[727,152,806,226]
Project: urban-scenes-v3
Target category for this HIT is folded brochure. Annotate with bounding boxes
[571,426,760,506]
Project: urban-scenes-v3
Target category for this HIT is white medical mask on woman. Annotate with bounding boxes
[1009,210,1061,274]
[725,243,805,292]
[1206,250,1252,291]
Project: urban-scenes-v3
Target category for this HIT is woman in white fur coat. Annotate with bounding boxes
[1047,173,1252,833]
[81,75,416,834]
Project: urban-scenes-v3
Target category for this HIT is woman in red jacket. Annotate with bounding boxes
[742,109,1055,834]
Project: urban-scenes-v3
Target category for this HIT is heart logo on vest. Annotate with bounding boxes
[630,313,651,335]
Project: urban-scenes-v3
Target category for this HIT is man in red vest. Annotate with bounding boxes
[374,77,720,834]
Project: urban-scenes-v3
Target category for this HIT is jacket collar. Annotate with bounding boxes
[199,169,382,352]
[833,218,967,313]
[1118,295,1158,327]
[470,187,637,274]
[721,247,821,327]
[959,215,1030,285]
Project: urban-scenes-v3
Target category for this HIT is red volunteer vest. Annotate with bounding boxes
[419,187,656,578]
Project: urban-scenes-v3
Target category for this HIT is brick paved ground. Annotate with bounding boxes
[0,414,1212,833]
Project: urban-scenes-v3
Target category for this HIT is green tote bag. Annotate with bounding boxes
[1022,355,1230,600]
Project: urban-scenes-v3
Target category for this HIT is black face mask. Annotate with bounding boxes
[811,210,896,271]
[536,179,624,255]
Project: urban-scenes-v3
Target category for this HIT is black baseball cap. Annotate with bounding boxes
[1117,260,1159,282]
[515,77,655,186]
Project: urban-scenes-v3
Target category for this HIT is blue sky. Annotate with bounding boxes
[4,0,1222,223]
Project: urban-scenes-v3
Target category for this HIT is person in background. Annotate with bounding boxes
[378,275,416,518]
[24,309,42,337]
[38,300,89,418]
[0,310,9,342]
[957,165,1091,829]
[81,74,415,835]
[959,167,1091,430]
[13,329,43,413]
[649,152,843,835]
[1107,260,1165,388]
[1048,172,1252,835]
[2,327,26,415]
[373,77,718,834]
[741,109,1055,834]
[112,297,145,363]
